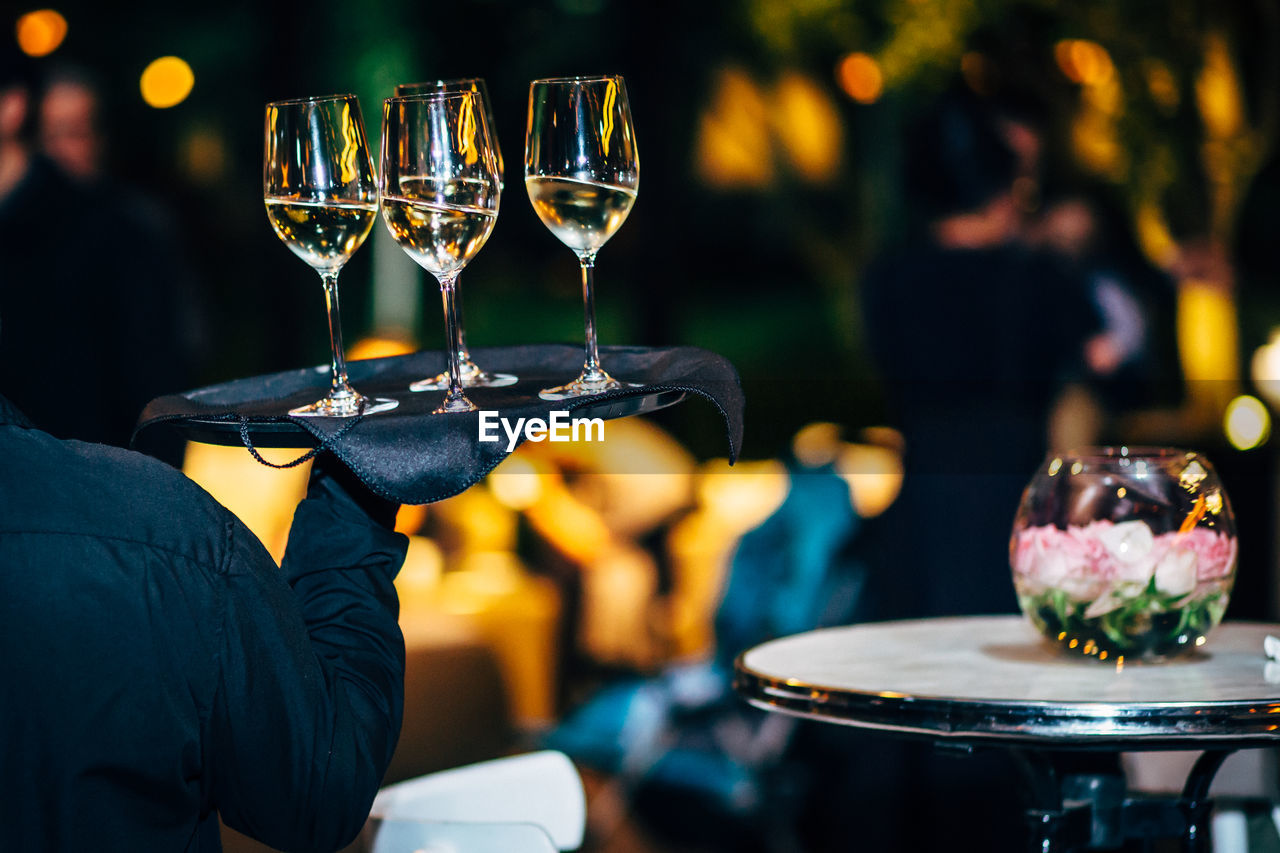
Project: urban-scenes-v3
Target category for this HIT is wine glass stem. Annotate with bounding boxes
[455,275,471,362]
[319,270,353,399]
[578,252,605,382]
[439,274,466,402]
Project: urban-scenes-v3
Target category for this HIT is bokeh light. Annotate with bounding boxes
[140,56,194,109]
[1251,330,1280,411]
[1143,59,1180,113]
[1224,395,1270,451]
[694,66,773,188]
[771,71,843,182]
[180,128,228,184]
[1196,32,1243,140]
[15,9,67,57]
[1135,202,1179,268]
[836,52,883,104]
[489,454,544,510]
[1055,39,1114,86]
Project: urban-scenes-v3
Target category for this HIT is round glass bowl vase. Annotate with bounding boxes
[1010,448,1237,661]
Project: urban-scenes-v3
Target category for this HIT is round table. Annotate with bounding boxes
[734,616,1280,852]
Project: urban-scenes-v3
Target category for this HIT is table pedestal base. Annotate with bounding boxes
[1011,749,1232,852]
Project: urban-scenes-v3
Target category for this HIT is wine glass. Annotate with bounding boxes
[380,91,501,413]
[525,75,639,400]
[393,78,516,390]
[264,94,398,417]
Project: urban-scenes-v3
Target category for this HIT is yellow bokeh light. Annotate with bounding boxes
[489,454,545,510]
[1196,32,1244,140]
[1055,39,1114,87]
[180,129,228,184]
[694,66,774,189]
[140,56,194,109]
[836,52,883,105]
[16,9,67,57]
[792,421,844,467]
[1135,203,1179,268]
[1071,110,1125,178]
[394,535,444,596]
[1224,395,1269,451]
[771,70,843,183]
[1144,59,1180,113]
[347,333,416,361]
[1250,330,1280,410]
[181,442,310,564]
[836,442,903,519]
[1178,280,1239,383]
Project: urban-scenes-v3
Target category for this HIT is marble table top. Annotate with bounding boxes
[734,616,1280,746]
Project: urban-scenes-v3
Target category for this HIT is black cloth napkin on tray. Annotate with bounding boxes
[133,344,744,505]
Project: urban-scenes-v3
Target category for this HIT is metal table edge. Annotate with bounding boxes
[733,652,1280,748]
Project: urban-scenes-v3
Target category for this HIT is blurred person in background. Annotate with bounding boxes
[1020,183,1184,454]
[852,85,1102,851]
[861,86,1102,620]
[0,53,197,451]
[1036,192,1146,377]
[0,51,99,440]
[1030,185,1180,416]
[38,64,103,181]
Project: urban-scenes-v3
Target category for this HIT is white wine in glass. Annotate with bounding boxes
[264,199,377,268]
[264,94,397,417]
[525,176,637,255]
[381,91,501,413]
[525,75,639,400]
[392,78,516,390]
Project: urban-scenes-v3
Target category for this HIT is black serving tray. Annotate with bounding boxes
[171,389,688,448]
[134,344,744,505]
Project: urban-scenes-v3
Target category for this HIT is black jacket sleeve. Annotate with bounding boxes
[206,471,408,851]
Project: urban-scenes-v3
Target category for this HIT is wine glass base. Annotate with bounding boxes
[538,375,640,401]
[409,371,519,391]
[432,395,479,415]
[289,394,399,418]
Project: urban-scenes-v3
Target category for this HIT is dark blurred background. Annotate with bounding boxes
[9,0,1280,450]
[13,0,1280,586]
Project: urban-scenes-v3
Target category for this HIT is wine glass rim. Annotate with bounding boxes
[1056,446,1196,461]
[385,91,479,105]
[530,74,624,85]
[396,77,488,91]
[266,93,359,107]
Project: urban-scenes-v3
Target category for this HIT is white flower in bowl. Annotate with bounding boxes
[1154,547,1198,598]
[1096,520,1158,584]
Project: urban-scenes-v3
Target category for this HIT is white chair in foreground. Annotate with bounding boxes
[369,751,586,851]
[363,819,557,853]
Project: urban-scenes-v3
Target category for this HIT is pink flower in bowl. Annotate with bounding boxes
[1010,448,1237,660]
[1013,524,1108,601]
[1175,527,1238,582]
